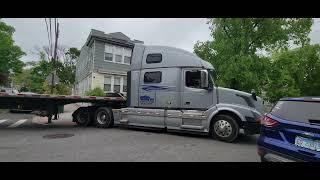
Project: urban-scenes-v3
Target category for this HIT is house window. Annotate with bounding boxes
[123,77,127,92]
[114,76,121,92]
[104,76,111,92]
[115,54,122,63]
[104,53,113,61]
[146,54,162,64]
[124,56,131,64]
[185,71,201,89]
[144,71,162,83]
[105,44,132,65]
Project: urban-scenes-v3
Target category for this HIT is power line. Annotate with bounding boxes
[44,18,51,59]
[49,18,52,58]
[51,18,59,96]
[53,18,59,63]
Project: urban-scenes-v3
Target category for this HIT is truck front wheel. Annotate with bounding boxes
[210,114,239,143]
[94,107,113,128]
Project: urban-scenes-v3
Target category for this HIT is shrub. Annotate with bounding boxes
[42,82,72,95]
[85,87,105,97]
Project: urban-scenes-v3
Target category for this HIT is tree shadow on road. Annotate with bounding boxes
[115,125,258,145]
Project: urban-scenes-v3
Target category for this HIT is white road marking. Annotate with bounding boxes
[8,119,28,128]
[0,119,8,124]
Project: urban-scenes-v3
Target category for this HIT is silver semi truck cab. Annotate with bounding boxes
[113,44,263,142]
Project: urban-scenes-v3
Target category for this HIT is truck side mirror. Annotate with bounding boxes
[200,70,209,89]
[251,90,257,101]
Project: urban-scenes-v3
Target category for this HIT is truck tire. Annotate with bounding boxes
[74,107,91,126]
[94,107,113,128]
[210,114,239,143]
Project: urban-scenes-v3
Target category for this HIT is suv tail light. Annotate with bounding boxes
[261,115,278,127]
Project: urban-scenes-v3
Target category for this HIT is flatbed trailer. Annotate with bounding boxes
[0,92,126,125]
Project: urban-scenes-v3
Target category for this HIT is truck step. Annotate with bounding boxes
[180,125,204,130]
[119,119,129,123]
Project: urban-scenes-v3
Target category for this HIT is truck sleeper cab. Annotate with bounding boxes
[109,44,263,143]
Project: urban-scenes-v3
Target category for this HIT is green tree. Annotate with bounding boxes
[65,47,80,64]
[0,19,25,85]
[11,68,33,91]
[60,47,80,86]
[13,47,81,95]
[58,47,80,88]
[194,18,313,96]
[42,82,71,95]
[266,44,320,102]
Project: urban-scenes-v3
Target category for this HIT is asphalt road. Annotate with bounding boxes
[0,104,260,162]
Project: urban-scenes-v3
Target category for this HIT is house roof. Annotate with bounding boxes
[107,32,131,41]
[85,29,143,48]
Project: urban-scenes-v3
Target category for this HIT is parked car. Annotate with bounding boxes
[258,97,320,162]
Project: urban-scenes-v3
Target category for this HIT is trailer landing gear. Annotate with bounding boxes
[47,114,58,124]
[48,115,52,124]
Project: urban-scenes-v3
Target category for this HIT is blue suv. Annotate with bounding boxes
[258,97,320,162]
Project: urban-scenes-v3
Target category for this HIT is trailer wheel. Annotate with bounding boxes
[210,114,239,143]
[94,107,113,128]
[74,108,91,126]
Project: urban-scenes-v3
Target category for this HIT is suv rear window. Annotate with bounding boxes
[270,100,320,123]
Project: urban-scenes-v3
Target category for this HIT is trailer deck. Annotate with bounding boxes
[0,92,126,123]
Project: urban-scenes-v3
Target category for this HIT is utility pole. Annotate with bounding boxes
[53,20,59,63]
[49,19,59,123]
[51,19,59,94]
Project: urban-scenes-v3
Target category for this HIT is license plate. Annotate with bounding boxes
[295,136,320,152]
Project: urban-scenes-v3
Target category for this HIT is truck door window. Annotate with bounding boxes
[185,71,201,89]
[144,71,162,83]
[146,54,162,64]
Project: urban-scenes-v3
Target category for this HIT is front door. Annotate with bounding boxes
[181,69,214,109]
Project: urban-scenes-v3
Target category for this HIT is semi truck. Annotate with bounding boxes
[0,44,264,142]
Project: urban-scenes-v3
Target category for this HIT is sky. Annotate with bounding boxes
[3,18,320,62]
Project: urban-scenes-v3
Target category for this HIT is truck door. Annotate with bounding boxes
[181,69,214,109]
[138,70,162,107]
[128,69,164,128]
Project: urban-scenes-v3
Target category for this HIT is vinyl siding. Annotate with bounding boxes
[76,45,93,82]
[93,40,131,73]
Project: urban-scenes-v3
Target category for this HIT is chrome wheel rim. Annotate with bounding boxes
[214,120,232,137]
[97,111,108,124]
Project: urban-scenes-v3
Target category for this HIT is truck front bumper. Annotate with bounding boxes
[243,121,261,135]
